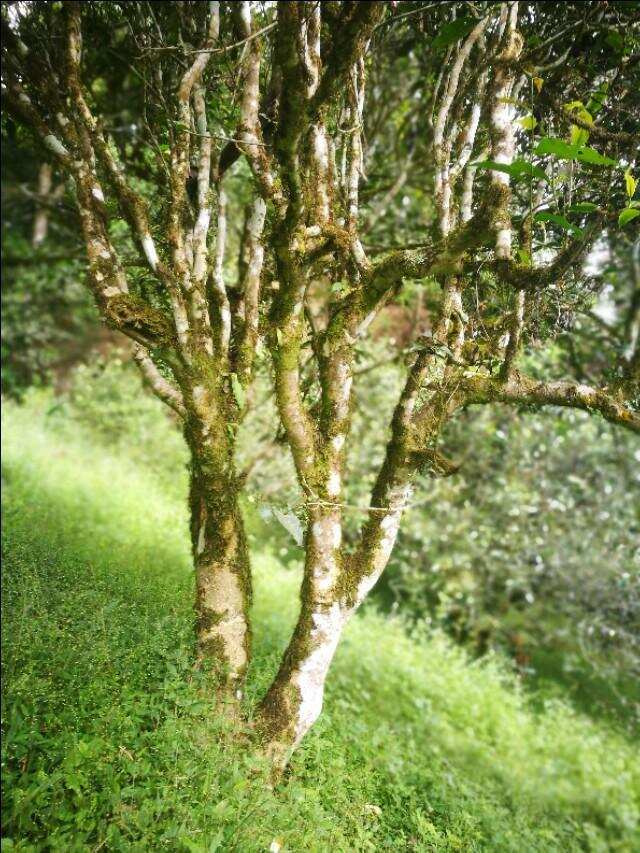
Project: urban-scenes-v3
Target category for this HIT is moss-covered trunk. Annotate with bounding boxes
[185,372,252,697]
[189,469,251,694]
[257,506,348,768]
[258,475,412,769]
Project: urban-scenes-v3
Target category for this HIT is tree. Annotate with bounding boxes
[3,0,638,772]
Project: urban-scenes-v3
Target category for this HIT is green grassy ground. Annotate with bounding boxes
[2,400,639,851]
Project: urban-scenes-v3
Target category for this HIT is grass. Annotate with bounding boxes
[2,399,639,851]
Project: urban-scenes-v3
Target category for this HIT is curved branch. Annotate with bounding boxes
[133,345,186,418]
[464,373,640,433]
[492,218,603,291]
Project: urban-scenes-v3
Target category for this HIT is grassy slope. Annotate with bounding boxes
[1,402,639,852]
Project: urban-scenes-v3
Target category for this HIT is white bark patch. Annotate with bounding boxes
[310,517,342,594]
[311,125,330,221]
[194,208,211,240]
[192,206,211,281]
[197,523,206,555]
[43,135,69,158]
[401,391,418,421]
[333,362,353,421]
[355,483,413,608]
[192,385,208,407]
[495,227,511,259]
[173,301,190,338]
[356,569,384,607]
[292,602,345,746]
[331,434,345,452]
[220,306,232,351]
[311,517,342,553]
[92,186,105,203]
[247,197,267,235]
[246,246,264,288]
[576,384,596,400]
[327,470,341,497]
[141,234,159,271]
[200,563,248,676]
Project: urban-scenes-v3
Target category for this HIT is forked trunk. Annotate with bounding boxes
[258,474,412,770]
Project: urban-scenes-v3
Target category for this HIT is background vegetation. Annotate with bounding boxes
[2,389,638,851]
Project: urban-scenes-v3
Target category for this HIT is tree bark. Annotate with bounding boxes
[186,400,252,696]
[257,504,348,768]
[257,484,409,769]
[189,472,251,695]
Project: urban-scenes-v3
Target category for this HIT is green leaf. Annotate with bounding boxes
[432,18,476,50]
[575,108,593,126]
[567,203,599,213]
[575,146,617,167]
[570,125,589,147]
[473,159,547,182]
[517,114,537,131]
[179,839,206,853]
[618,208,640,227]
[535,138,578,159]
[535,138,617,167]
[534,212,584,237]
[230,373,245,410]
[624,170,637,200]
[272,508,304,547]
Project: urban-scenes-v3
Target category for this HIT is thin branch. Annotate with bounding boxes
[133,345,186,418]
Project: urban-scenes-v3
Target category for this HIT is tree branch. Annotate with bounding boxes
[133,345,186,418]
[464,373,640,433]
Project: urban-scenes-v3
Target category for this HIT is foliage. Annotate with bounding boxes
[0,148,98,397]
[2,399,639,851]
[58,354,188,495]
[382,403,640,725]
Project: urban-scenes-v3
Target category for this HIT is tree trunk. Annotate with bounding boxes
[258,474,412,769]
[189,474,252,695]
[257,505,346,768]
[186,400,252,697]
[258,592,347,769]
